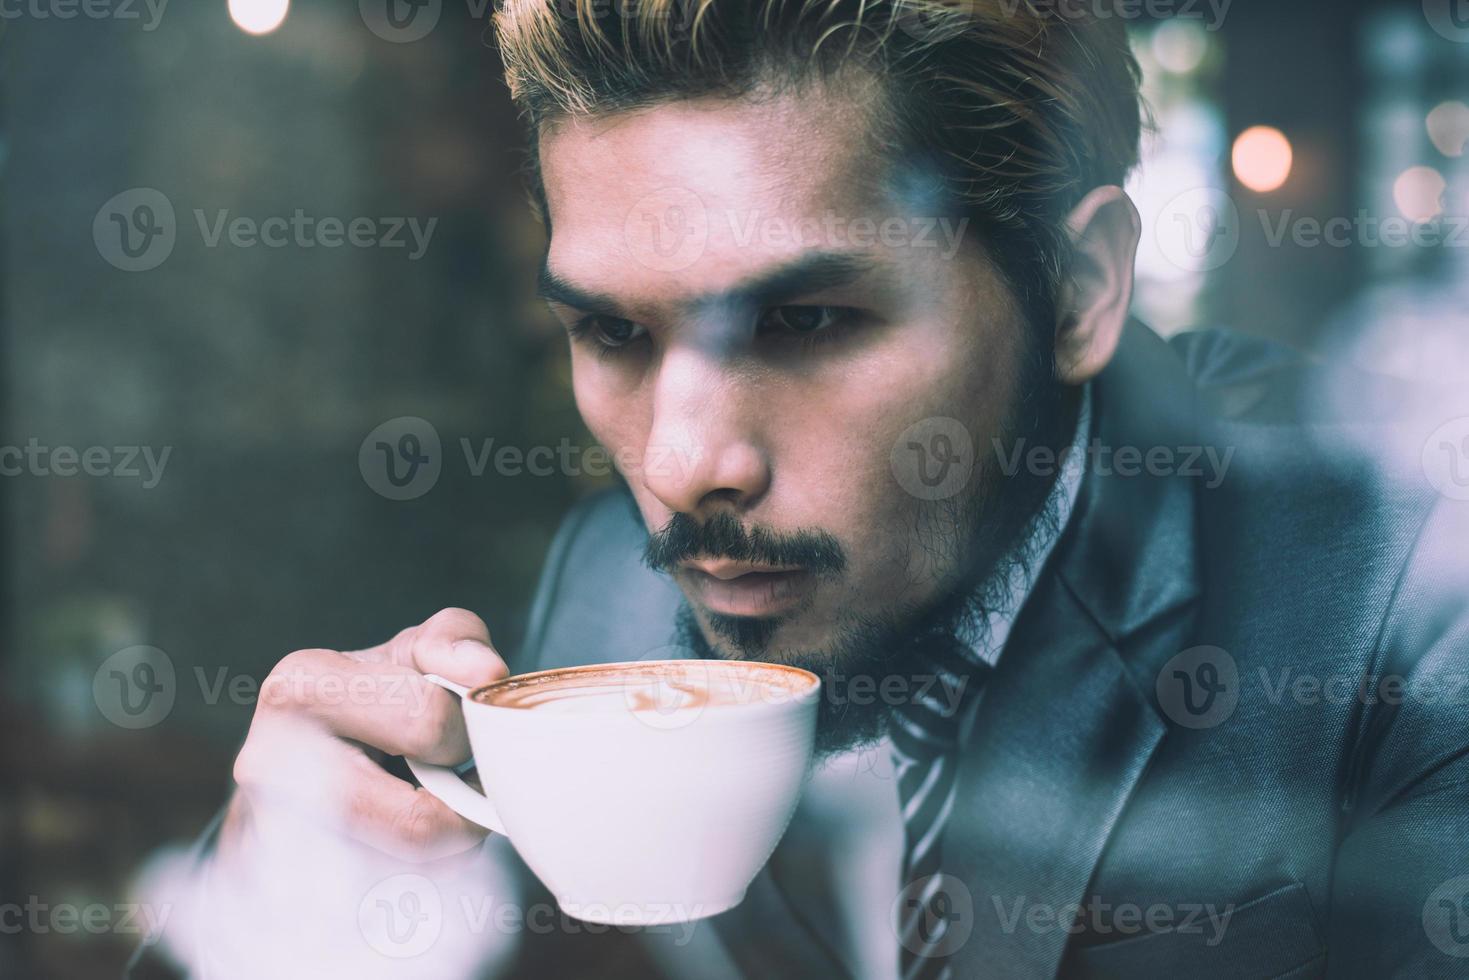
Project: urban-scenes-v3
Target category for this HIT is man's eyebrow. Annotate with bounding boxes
[713,252,877,312]
[537,252,877,318]
[536,267,624,317]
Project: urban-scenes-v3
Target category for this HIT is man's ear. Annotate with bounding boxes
[1053,185,1141,384]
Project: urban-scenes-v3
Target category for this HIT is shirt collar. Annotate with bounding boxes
[956,383,1092,666]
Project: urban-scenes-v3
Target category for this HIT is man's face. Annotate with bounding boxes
[538,80,1051,719]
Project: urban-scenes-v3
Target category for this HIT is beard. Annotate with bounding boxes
[649,334,1078,758]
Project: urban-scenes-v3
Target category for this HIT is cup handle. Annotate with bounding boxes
[404,673,508,837]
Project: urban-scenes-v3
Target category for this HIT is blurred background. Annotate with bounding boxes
[1,0,1466,976]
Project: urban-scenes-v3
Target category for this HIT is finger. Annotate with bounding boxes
[235,722,487,862]
[340,749,489,861]
[375,608,509,690]
[261,648,471,764]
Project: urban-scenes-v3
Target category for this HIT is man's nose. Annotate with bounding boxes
[641,346,771,515]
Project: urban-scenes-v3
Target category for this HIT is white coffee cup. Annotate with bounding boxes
[406,659,821,925]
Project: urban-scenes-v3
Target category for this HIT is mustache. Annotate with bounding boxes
[643,511,847,576]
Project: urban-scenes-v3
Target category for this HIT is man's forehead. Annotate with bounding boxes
[536,89,923,311]
[538,79,885,207]
[542,93,889,245]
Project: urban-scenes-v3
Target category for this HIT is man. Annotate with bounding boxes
[132,1,1469,977]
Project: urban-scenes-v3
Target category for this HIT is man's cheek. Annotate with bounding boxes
[574,393,645,478]
[626,484,670,535]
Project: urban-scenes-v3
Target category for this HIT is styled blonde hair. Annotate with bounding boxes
[493,0,1144,329]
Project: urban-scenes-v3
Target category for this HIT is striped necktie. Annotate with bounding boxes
[889,634,992,980]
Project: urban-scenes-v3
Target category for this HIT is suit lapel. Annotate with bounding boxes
[944,322,1205,978]
[942,578,1175,978]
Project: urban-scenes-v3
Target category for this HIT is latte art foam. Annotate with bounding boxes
[475,662,814,716]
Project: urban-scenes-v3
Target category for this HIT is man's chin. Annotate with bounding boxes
[673,601,912,757]
[682,599,852,663]
[696,608,785,655]
[676,602,821,664]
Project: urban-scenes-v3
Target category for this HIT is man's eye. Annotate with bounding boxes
[575,315,646,349]
[757,305,848,336]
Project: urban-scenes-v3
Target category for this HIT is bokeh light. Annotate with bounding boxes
[1392,166,1447,223]
[1231,126,1293,193]
[1426,101,1469,158]
[1151,21,1209,75]
[228,0,288,36]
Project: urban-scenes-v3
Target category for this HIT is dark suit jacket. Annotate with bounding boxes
[132,322,1469,979]
[504,322,1469,979]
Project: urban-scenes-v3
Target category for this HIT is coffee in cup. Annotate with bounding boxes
[406,659,820,925]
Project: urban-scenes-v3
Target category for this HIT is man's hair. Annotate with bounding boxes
[493,0,1144,331]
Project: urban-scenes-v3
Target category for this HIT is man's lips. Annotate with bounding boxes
[678,560,815,616]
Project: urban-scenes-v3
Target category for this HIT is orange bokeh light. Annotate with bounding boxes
[1232,126,1294,193]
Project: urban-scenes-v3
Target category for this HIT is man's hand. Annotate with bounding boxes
[224,608,509,863]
